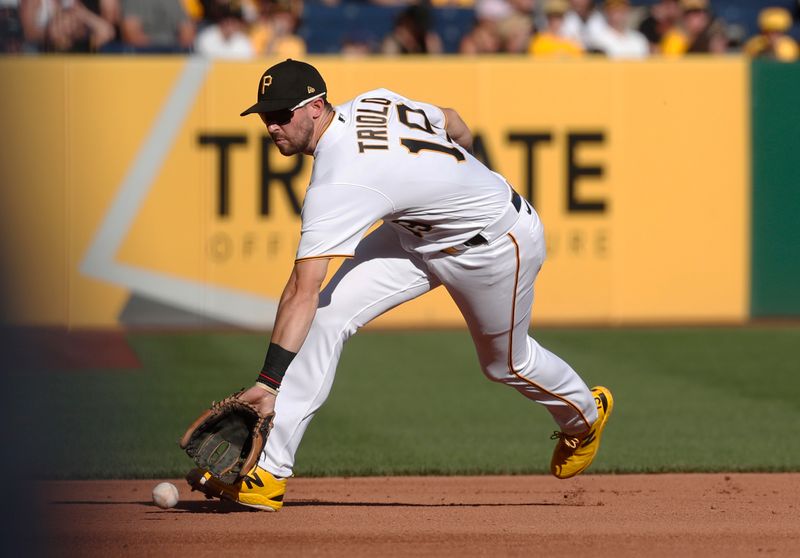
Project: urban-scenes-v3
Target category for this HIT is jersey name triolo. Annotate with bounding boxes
[296,89,517,260]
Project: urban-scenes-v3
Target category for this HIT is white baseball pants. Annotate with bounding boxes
[261,205,598,478]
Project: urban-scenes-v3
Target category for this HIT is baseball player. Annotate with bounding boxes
[190,59,614,511]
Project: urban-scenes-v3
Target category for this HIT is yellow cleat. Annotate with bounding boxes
[186,465,287,511]
[550,386,614,479]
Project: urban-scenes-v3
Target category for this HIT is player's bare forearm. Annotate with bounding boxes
[270,286,319,352]
[270,258,330,352]
[440,107,473,153]
[239,258,329,413]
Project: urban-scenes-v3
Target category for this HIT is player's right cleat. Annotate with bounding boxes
[186,465,287,511]
[550,386,614,479]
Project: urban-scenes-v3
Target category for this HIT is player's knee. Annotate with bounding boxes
[311,305,360,340]
[479,351,535,384]
[478,360,512,383]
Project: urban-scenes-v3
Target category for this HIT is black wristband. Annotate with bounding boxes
[257,342,297,390]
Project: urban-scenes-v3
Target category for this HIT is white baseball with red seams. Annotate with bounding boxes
[261,89,598,478]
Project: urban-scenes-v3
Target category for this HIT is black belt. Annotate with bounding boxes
[463,191,522,247]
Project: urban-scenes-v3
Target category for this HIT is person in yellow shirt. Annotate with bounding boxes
[431,0,474,7]
[249,0,305,57]
[744,7,799,62]
[181,0,203,21]
[529,0,583,56]
[660,0,729,55]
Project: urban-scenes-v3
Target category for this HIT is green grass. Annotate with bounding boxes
[35,327,800,478]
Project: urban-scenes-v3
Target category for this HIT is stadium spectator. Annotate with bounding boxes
[430,0,473,6]
[82,0,121,46]
[340,30,376,57]
[474,0,535,53]
[120,0,195,53]
[743,6,798,62]
[250,0,306,57]
[19,0,114,52]
[503,0,536,52]
[82,0,118,23]
[0,0,24,52]
[459,18,503,53]
[637,0,680,53]
[195,1,253,58]
[561,0,608,52]
[474,0,512,23]
[19,0,56,49]
[182,0,204,21]
[369,0,415,6]
[528,0,583,56]
[380,3,443,54]
[593,0,648,58]
[660,0,727,55]
[182,0,258,22]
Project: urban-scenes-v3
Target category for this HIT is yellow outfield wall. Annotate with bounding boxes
[0,57,749,328]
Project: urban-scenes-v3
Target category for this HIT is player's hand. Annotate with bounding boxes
[237,384,278,416]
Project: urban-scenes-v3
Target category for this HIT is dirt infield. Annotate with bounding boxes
[43,474,799,557]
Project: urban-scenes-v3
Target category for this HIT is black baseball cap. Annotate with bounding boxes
[240,59,327,116]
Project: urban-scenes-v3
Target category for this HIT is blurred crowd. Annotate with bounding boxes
[0,0,797,61]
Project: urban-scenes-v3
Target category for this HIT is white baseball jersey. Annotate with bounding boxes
[296,88,513,259]
[261,88,598,479]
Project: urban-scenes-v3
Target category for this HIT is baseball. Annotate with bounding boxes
[152,482,179,509]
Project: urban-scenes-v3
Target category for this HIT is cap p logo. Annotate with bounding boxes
[261,75,273,95]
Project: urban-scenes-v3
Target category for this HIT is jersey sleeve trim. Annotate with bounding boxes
[294,254,355,263]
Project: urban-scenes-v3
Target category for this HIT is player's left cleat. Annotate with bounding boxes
[550,386,614,479]
[186,465,287,511]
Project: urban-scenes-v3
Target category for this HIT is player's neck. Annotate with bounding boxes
[307,107,336,156]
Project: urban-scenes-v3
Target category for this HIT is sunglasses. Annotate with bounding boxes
[260,109,294,127]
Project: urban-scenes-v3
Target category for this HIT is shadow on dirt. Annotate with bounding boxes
[286,500,572,508]
[50,498,586,513]
[49,500,254,514]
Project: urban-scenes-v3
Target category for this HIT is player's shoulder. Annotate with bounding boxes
[336,88,416,112]
[357,87,407,102]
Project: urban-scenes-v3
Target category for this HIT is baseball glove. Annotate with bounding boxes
[179,392,273,484]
